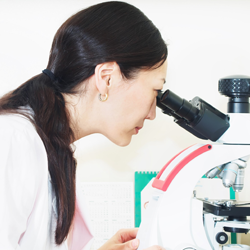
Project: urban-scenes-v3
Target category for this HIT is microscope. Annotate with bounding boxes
[136,76,250,250]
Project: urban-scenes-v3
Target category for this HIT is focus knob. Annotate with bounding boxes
[215,232,228,244]
[218,75,250,113]
[219,75,250,97]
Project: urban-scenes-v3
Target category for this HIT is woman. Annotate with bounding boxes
[0,1,167,249]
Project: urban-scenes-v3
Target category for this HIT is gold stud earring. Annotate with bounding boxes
[98,93,108,102]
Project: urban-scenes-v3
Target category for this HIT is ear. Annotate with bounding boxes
[94,62,121,95]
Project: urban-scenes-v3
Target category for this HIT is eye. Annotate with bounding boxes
[155,90,163,98]
[154,89,160,95]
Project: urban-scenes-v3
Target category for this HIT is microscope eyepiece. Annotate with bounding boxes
[160,90,199,123]
[157,89,230,141]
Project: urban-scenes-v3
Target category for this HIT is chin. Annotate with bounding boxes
[111,136,132,147]
[117,141,131,147]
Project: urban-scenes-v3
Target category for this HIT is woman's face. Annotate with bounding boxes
[100,61,167,146]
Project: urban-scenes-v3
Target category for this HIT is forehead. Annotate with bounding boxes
[136,60,167,80]
[153,60,167,73]
[118,60,167,91]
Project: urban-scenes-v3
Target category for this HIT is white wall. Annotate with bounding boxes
[1,0,250,200]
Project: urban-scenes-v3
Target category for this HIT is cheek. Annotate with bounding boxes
[104,98,155,146]
[138,95,156,117]
[127,93,155,121]
[107,89,155,129]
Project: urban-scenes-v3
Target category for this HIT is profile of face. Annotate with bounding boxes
[65,60,167,146]
[101,61,167,146]
[76,60,167,146]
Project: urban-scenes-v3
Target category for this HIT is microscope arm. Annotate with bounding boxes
[136,143,250,250]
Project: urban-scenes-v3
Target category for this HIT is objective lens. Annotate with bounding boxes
[233,168,245,192]
[206,165,224,178]
[217,165,226,179]
[222,162,238,188]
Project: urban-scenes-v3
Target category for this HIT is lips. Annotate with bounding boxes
[135,127,142,134]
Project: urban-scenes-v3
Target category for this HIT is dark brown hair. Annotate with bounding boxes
[0,1,167,245]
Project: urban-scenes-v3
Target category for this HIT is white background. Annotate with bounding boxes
[1,0,250,201]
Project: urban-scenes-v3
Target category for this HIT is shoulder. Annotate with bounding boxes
[0,112,36,134]
[0,112,48,184]
[0,112,42,145]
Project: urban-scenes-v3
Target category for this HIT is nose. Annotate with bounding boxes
[145,98,157,120]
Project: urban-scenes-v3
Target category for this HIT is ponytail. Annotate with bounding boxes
[0,73,76,244]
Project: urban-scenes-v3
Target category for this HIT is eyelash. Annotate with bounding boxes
[156,89,163,93]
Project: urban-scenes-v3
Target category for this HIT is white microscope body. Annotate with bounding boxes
[137,76,250,250]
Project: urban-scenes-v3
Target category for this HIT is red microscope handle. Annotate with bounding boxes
[152,144,212,192]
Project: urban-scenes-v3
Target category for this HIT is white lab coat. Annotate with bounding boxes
[0,112,94,250]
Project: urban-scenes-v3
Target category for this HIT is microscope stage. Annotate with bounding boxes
[202,199,250,217]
